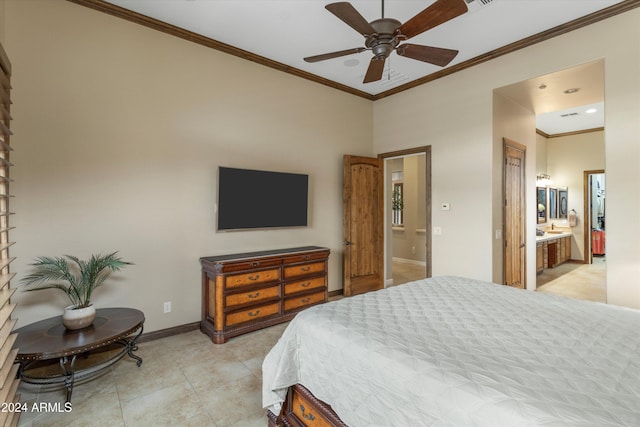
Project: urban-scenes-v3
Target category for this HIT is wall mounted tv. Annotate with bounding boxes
[217,167,309,231]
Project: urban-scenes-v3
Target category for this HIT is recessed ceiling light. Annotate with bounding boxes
[564,88,580,94]
[538,84,547,90]
[586,108,597,114]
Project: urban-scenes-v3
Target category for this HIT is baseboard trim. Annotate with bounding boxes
[328,289,343,298]
[138,321,201,343]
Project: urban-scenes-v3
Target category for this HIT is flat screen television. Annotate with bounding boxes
[217,167,309,231]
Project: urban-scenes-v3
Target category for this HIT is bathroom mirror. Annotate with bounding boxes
[537,187,547,224]
[558,188,568,218]
[548,188,558,219]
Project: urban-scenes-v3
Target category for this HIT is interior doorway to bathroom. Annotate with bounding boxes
[380,147,430,287]
[584,170,605,264]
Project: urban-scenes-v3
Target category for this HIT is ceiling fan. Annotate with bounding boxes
[304,0,468,83]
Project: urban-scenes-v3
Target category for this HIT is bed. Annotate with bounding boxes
[262,276,640,426]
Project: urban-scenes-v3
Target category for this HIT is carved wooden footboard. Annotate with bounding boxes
[267,384,348,427]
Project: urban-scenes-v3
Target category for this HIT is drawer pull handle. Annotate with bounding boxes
[248,274,260,281]
[301,282,311,288]
[248,310,260,317]
[248,292,260,299]
[250,262,260,267]
[301,298,310,303]
[299,404,315,421]
[300,266,311,272]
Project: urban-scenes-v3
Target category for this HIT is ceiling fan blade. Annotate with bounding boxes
[397,0,468,40]
[326,2,377,36]
[363,57,386,83]
[396,43,458,67]
[304,47,367,63]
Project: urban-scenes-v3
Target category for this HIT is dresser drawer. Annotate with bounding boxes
[284,262,325,279]
[226,302,280,326]
[225,268,279,289]
[284,291,325,312]
[290,386,333,427]
[284,277,325,295]
[225,285,279,307]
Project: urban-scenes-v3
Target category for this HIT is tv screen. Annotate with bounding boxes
[217,167,309,231]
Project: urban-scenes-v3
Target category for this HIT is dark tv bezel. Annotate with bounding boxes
[216,166,309,232]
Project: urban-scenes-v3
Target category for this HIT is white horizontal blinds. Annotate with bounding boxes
[0,42,20,427]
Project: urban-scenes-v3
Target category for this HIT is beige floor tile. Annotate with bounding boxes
[120,382,205,427]
[391,260,426,286]
[199,374,263,426]
[32,390,123,427]
[537,258,606,303]
[114,357,189,402]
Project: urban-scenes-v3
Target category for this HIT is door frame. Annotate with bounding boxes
[378,146,432,282]
[583,169,605,264]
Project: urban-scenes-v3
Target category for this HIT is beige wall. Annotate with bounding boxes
[5,0,373,331]
[0,0,5,44]
[374,9,640,308]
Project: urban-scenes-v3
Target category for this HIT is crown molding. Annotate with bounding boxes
[67,0,640,101]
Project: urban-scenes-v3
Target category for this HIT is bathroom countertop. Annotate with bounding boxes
[536,231,572,243]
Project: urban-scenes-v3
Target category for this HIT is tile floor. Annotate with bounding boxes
[536,257,606,303]
[391,261,426,286]
[16,323,289,427]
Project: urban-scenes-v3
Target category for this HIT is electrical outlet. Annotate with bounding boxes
[163,301,171,313]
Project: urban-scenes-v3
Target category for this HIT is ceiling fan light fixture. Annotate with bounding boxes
[306,0,468,83]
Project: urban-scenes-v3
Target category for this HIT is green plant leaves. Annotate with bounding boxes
[20,252,132,308]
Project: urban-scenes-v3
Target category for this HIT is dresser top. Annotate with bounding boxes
[200,246,329,264]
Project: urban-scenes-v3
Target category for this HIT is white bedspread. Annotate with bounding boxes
[262,276,640,426]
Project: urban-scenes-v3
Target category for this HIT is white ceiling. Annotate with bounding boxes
[101,0,618,133]
[495,60,605,135]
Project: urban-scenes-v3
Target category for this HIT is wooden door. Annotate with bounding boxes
[503,138,526,288]
[343,155,384,296]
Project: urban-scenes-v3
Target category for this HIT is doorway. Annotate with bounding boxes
[494,60,606,296]
[379,147,431,287]
[584,170,605,264]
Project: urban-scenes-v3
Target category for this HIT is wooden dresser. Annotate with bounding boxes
[200,246,330,344]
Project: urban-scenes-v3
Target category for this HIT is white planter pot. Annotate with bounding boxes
[62,304,96,330]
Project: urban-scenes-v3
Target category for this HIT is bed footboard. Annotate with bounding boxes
[268,384,348,427]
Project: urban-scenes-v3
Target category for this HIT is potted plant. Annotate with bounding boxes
[21,252,132,330]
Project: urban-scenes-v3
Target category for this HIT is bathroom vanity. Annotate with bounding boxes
[536,231,572,273]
